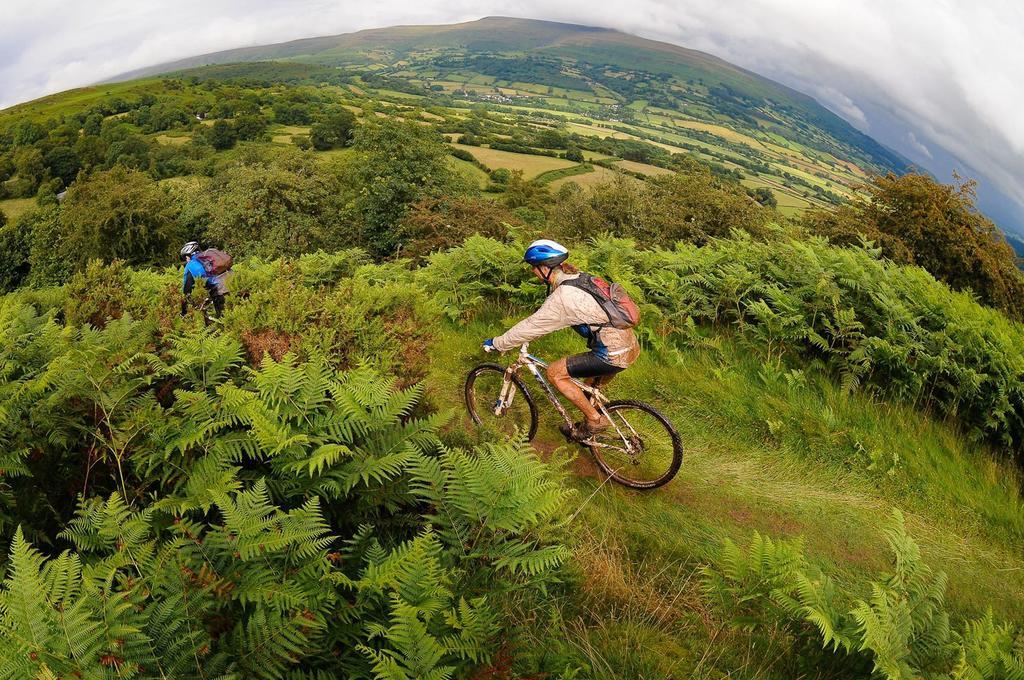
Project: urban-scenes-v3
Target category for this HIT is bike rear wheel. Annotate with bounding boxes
[588,400,682,489]
[465,363,539,441]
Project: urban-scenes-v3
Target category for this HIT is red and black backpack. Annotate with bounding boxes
[561,273,640,329]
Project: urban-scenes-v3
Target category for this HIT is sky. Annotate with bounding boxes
[2,0,1023,231]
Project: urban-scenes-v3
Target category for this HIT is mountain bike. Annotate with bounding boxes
[465,344,682,489]
[184,297,218,327]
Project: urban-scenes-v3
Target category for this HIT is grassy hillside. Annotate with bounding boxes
[2,22,1024,675]
[1,236,1022,677]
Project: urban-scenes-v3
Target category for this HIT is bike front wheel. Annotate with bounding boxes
[588,400,682,489]
[465,363,539,441]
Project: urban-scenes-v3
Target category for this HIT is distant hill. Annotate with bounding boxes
[113,16,910,175]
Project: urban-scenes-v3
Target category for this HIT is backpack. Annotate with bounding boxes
[196,248,233,276]
[561,273,640,330]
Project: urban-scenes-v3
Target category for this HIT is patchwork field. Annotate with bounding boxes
[613,159,677,176]
[0,197,35,221]
[548,164,623,190]
[449,143,576,179]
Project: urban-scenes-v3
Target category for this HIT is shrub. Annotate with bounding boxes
[23,205,74,287]
[802,173,1024,319]
[450,147,477,162]
[703,511,1024,679]
[0,221,29,292]
[547,167,771,246]
[63,259,131,327]
[396,196,520,261]
[204,149,351,258]
[621,234,1024,455]
[59,166,182,269]
[350,119,471,258]
[309,106,356,150]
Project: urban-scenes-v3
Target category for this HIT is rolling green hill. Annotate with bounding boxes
[113,17,909,175]
[0,17,914,221]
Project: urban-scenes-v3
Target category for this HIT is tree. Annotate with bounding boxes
[23,205,72,286]
[536,128,566,150]
[234,113,269,142]
[563,146,584,163]
[82,112,103,136]
[0,212,31,291]
[502,170,549,211]
[74,134,108,169]
[43,146,81,188]
[205,149,349,258]
[11,147,45,197]
[105,135,151,170]
[59,166,181,268]
[350,119,469,257]
[207,120,237,150]
[802,172,1024,318]
[272,101,312,125]
[309,107,356,150]
[10,120,46,146]
[749,186,777,208]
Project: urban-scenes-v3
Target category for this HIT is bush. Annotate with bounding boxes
[619,234,1024,455]
[450,147,477,162]
[563,146,584,163]
[208,119,237,150]
[59,166,182,269]
[802,173,1024,319]
[309,107,356,150]
[204,149,351,258]
[547,167,771,246]
[350,119,471,258]
[23,205,73,287]
[0,221,29,292]
[63,259,130,327]
[396,196,520,260]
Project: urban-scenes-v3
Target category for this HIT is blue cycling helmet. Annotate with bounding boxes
[523,239,569,267]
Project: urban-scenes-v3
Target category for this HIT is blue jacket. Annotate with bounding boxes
[182,256,227,296]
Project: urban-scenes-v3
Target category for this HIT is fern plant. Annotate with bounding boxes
[703,510,1024,679]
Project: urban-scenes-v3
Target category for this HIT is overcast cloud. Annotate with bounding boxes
[2,0,1022,229]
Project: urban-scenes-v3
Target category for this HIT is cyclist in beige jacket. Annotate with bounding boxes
[484,240,640,440]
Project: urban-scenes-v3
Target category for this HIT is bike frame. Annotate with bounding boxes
[494,344,643,459]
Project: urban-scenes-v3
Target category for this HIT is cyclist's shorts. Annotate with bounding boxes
[566,352,624,379]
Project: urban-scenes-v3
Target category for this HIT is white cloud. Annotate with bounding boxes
[904,132,932,160]
[811,85,870,131]
[2,0,1022,225]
